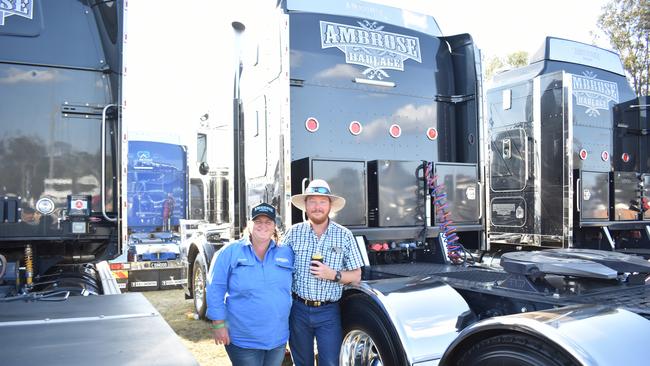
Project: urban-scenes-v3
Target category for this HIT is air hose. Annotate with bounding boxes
[424,162,463,264]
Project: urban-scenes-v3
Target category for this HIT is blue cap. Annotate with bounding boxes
[251,203,276,221]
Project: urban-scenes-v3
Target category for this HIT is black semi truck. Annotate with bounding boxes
[180,1,650,365]
[487,36,650,255]
[0,1,196,364]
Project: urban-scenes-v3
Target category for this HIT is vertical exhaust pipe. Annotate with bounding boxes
[231,21,246,238]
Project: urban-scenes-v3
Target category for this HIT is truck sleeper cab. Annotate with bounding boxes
[486,37,650,256]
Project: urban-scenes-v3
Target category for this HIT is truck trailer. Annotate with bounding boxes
[0,1,197,364]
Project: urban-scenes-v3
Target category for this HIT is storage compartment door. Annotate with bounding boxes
[490,127,528,191]
[311,159,366,227]
[643,174,650,221]
[612,171,640,221]
[434,163,480,224]
[578,171,609,221]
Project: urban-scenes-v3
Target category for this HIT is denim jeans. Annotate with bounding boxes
[289,300,342,366]
[224,343,286,366]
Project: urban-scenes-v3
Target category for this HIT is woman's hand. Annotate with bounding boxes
[212,326,230,346]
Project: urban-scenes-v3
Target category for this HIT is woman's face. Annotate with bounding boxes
[251,215,275,242]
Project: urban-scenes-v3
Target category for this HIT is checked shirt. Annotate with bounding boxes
[281,220,364,302]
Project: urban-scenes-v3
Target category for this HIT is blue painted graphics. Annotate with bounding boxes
[127,141,186,232]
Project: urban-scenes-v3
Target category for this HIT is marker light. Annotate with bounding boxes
[426,127,438,140]
[349,121,362,135]
[579,149,588,160]
[305,117,319,132]
[622,153,630,163]
[389,124,401,138]
[601,151,609,161]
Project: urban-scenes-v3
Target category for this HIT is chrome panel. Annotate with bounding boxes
[564,71,574,246]
[345,277,470,365]
[533,76,542,244]
[441,305,650,366]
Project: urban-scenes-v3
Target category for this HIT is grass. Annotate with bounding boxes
[143,289,293,366]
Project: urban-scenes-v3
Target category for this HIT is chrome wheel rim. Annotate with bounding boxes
[193,265,205,312]
[340,329,383,366]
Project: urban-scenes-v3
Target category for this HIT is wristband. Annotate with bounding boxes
[211,323,226,330]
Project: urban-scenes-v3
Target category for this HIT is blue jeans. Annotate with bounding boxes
[289,300,342,366]
[224,343,286,366]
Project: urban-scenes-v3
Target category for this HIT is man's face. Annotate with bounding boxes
[305,196,331,224]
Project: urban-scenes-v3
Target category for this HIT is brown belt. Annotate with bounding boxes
[292,293,337,307]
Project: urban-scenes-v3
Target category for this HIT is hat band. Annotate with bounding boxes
[306,186,331,194]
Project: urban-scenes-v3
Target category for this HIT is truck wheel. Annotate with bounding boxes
[340,294,405,366]
[454,333,578,366]
[192,255,207,319]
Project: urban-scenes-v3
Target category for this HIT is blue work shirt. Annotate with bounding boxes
[206,237,294,350]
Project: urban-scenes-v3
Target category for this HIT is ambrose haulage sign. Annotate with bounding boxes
[572,71,619,117]
[320,20,421,80]
[0,0,33,26]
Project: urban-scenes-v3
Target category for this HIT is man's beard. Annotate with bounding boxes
[308,210,330,225]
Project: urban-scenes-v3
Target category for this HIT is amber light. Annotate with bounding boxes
[305,117,319,132]
[389,124,401,138]
[349,121,362,135]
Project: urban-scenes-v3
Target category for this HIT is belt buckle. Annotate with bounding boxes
[312,300,321,307]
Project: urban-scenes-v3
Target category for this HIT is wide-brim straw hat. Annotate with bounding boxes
[290,179,346,213]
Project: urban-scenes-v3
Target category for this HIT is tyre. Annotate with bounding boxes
[340,293,406,366]
[453,332,578,366]
[192,255,208,319]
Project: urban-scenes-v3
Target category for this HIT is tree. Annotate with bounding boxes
[597,0,649,96]
[484,51,529,82]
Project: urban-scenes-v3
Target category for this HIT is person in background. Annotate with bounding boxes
[206,203,294,366]
[162,192,175,231]
[281,179,364,366]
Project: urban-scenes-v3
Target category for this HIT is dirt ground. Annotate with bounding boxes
[143,289,232,366]
[143,289,293,366]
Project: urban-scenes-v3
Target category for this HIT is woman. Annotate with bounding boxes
[206,203,294,366]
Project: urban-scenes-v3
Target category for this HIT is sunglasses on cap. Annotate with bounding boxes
[306,186,331,194]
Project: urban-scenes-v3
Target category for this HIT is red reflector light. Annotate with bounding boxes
[349,121,362,135]
[109,263,123,270]
[389,124,401,138]
[622,153,630,163]
[426,127,438,140]
[579,149,588,160]
[305,117,319,132]
[601,151,609,161]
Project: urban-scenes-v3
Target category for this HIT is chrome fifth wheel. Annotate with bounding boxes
[340,293,406,366]
[340,329,383,366]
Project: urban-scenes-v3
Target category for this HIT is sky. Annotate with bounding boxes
[368,0,611,58]
[124,0,613,164]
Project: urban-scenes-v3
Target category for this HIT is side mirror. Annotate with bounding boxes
[199,162,210,175]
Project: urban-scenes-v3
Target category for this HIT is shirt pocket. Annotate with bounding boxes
[229,259,256,293]
[269,259,293,290]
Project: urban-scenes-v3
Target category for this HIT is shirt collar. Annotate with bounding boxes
[243,235,276,249]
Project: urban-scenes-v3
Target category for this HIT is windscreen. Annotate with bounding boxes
[127,141,187,233]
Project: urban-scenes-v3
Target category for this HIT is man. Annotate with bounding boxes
[281,179,364,366]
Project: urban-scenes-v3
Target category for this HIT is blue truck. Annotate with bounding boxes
[110,140,189,291]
